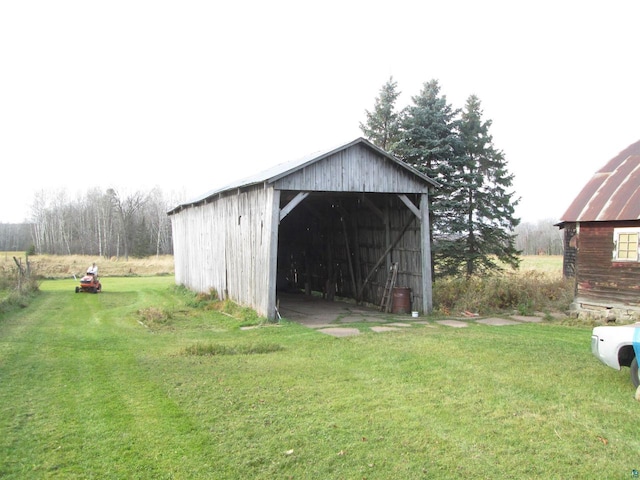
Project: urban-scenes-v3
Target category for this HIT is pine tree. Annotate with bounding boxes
[394,80,462,275]
[437,95,520,276]
[359,77,402,152]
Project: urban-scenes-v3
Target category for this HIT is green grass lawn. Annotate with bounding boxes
[1,277,639,479]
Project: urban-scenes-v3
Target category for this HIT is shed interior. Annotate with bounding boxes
[275,190,423,309]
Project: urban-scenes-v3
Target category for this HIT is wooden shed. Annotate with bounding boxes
[557,139,640,319]
[168,137,438,320]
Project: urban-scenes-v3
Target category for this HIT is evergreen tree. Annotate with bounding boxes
[436,95,520,276]
[394,80,462,276]
[359,77,402,152]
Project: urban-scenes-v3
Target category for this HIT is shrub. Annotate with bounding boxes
[0,262,41,318]
[433,271,574,315]
[137,306,174,328]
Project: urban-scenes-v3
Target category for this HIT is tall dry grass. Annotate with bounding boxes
[433,255,572,316]
[0,253,174,279]
[2,253,571,315]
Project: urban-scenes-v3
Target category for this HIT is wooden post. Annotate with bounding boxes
[420,193,433,313]
[352,206,363,302]
[266,190,281,321]
[341,215,357,298]
[13,256,24,291]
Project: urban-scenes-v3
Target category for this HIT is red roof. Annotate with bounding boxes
[561,140,640,222]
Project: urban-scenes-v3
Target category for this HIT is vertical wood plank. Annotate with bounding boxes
[420,193,433,313]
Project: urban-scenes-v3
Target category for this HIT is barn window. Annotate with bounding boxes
[613,228,639,262]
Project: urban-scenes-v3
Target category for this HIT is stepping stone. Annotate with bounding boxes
[477,317,521,326]
[511,315,543,323]
[240,325,281,330]
[371,326,402,333]
[414,321,436,327]
[437,320,469,328]
[338,316,381,323]
[317,327,360,337]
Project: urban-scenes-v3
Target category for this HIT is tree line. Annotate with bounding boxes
[0,187,179,258]
[514,219,564,255]
[1,79,563,264]
[360,78,520,277]
[0,213,563,258]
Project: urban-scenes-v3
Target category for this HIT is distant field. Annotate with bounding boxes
[517,254,563,276]
[1,253,561,278]
[0,253,174,279]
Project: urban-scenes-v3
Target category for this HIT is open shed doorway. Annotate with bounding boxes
[275,190,423,316]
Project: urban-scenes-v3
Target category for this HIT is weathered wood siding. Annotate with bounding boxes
[355,201,424,309]
[273,144,428,194]
[170,139,435,318]
[562,223,578,278]
[172,186,278,317]
[575,221,640,307]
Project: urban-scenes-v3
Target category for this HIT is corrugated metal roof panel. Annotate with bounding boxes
[560,140,640,222]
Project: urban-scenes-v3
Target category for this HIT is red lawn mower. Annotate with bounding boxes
[75,273,102,293]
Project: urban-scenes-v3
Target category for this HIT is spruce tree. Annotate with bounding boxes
[394,80,462,275]
[359,77,402,152]
[437,95,520,276]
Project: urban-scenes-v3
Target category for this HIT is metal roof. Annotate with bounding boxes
[168,137,438,214]
[560,139,640,222]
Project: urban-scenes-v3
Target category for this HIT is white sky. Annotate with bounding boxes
[1,1,639,224]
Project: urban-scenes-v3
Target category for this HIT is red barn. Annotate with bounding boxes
[558,140,640,320]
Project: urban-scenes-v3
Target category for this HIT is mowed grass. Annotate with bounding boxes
[1,276,639,478]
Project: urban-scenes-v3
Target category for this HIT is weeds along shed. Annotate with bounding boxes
[168,138,438,320]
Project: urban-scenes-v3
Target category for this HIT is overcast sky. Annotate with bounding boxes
[1,1,638,224]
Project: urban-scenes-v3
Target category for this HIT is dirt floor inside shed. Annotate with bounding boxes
[276,292,399,328]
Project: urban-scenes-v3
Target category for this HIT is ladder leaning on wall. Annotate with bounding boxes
[379,262,398,312]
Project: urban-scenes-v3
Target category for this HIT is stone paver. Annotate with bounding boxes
[436,320,469,328]
[511,315,543,323]
[371,326,402,333]
[277,292,559,335]
[338,315,383,324]
[476,317,521,326]
[317,327,360,337]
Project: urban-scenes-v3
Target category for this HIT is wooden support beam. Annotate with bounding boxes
[362,195,384,221]
[279,192,309,222]
[340,215,357,298]
[357,215,415,299]
[397,194,421,219]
